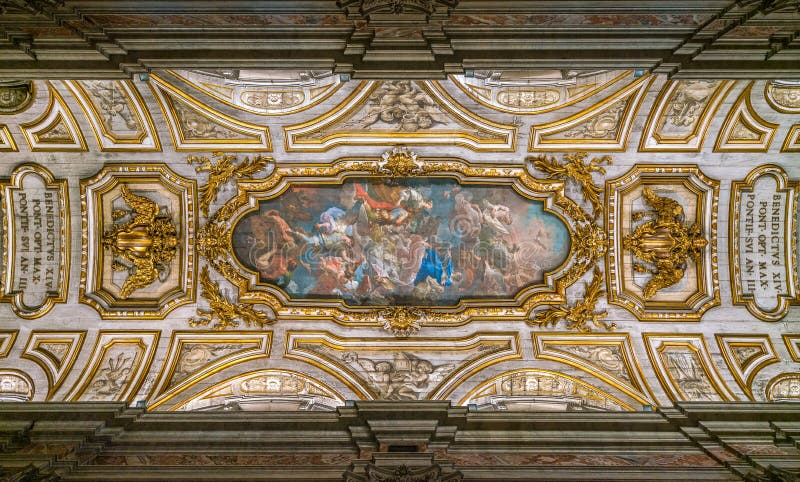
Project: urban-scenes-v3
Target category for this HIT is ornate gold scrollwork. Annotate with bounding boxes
[526,152,611,332]
[376,306,423,338]
[191,148,609,335]
[531,151,610,219]
[189,265,275,330]
[188,152,272,217]
[623,187,708,299]
[378,146,423,177]
[102,186,179,299]
[529,266,615,333]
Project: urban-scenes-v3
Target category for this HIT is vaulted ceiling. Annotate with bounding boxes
[0,66,799,415]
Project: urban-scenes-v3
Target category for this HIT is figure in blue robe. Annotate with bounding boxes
[413,248,452,287]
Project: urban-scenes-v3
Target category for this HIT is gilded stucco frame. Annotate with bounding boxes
[197,149,602,332]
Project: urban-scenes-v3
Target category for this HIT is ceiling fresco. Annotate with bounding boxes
[0,70,799,412]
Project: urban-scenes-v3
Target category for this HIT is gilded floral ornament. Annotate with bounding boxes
[623,187,708,299]
[189,266,274,330]
[530,151,611,219]
[377,306,423,337]
[102,186,178,299]
[378,146,422,177]
[529,267,614,333]
[187,152,271,217]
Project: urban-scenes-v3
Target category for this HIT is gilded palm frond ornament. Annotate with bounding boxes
[529,267,613,332]
[102,186,178,299]
[530,151,611,219]
[188,152,271,217]
[623,187,708,299]
[189,266,274,330]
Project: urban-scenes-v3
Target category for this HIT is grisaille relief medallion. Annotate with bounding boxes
[283,81,516,151]
[460,368,631,412]
[194,148,607,336]
[170,369,344,412]
[284,331,520,401]
[81,164,196,319]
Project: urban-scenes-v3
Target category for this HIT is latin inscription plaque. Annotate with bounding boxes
[731,164,799,320]
[1,164,69,318]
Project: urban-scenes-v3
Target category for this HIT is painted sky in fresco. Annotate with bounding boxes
[232,178,569,306]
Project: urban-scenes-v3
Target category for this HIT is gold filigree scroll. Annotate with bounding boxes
[189,266,274,330]
[531,152,610,219]
[187,152,272,217]
[527,152,610,332]
[623,187,708,299]
[193,148,602,335]
[529,267,614,332]
[102,186,179,299]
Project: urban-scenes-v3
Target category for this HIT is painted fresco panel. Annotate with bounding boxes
[231,178,570,306]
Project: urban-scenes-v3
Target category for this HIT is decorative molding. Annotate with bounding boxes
[529,266,614,333]
[715,334,779,401]
[783,334,800,362]
[0,330,17,358]
[729,164,799,321]
[345,463,463,482]
[196,149,598,334]
[781,124,800,152]
[533,333,656,405]
[147,331,272,410]
[0,164,70,318]
[167,69,343,116]
[714,82,778,152]
[339,0,458,17]
[458,368,634,412]
[168,369,344,412]
[0,369,34,401]
[449,70,631,115]
[80,164,197,319]
[284,81,516,152]
[65,330,160,402]
[285,331,520,401]
[639,80,735,152]
[0,80,34,114]
[643,334,736,402]
[149,74,272,152]
[529,74,653,151]
[765,373,800,401]
[21,331,85,400]
[606,165,720,321]
[187,152,271,218]
[63,80,161,152]
[19,82,87,152]
[0,124,17,151]
[765,81,800,114]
